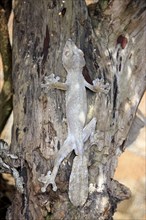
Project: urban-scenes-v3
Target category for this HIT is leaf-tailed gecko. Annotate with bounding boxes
[38,39,109,206]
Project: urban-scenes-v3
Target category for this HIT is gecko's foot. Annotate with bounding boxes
[93,78,110,94]
[41,74,60,89]
[38,170,57,192]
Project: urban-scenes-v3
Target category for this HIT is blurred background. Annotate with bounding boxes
[114,93,146,220]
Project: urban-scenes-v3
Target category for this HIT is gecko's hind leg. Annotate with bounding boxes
[83,117,97,144]
[38,138,74,192]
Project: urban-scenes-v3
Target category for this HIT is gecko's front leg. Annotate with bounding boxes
[41,73,68,91]
[84,78,110,94]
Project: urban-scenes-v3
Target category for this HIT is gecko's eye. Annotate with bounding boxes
[64,50,70,57]
[64,50,74,58]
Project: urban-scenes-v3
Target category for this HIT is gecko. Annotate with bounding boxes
[38,39,109,206]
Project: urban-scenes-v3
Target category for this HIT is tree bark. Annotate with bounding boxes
[10,0,145,219]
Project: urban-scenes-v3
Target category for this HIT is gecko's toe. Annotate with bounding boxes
[41,186,46,193]
[52,183,57,191]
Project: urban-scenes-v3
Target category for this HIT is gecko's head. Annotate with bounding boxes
[62,39,85,71]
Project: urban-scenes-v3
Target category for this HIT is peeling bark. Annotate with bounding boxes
[10,0,146,219]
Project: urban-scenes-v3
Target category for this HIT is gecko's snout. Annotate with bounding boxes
[65,39,75,47]
[67,38,72,42]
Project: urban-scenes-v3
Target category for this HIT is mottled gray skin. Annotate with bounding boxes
[38,39,109,206]
[63,39,87,155]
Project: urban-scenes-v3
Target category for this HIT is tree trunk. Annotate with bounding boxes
[10,0,145,219]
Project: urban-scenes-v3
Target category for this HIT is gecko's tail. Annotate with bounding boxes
[69,155,88,207]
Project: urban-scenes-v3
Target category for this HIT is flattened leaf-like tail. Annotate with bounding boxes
[69,155,88,206]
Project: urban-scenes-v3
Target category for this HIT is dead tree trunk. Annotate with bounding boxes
[10,0,145,219]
